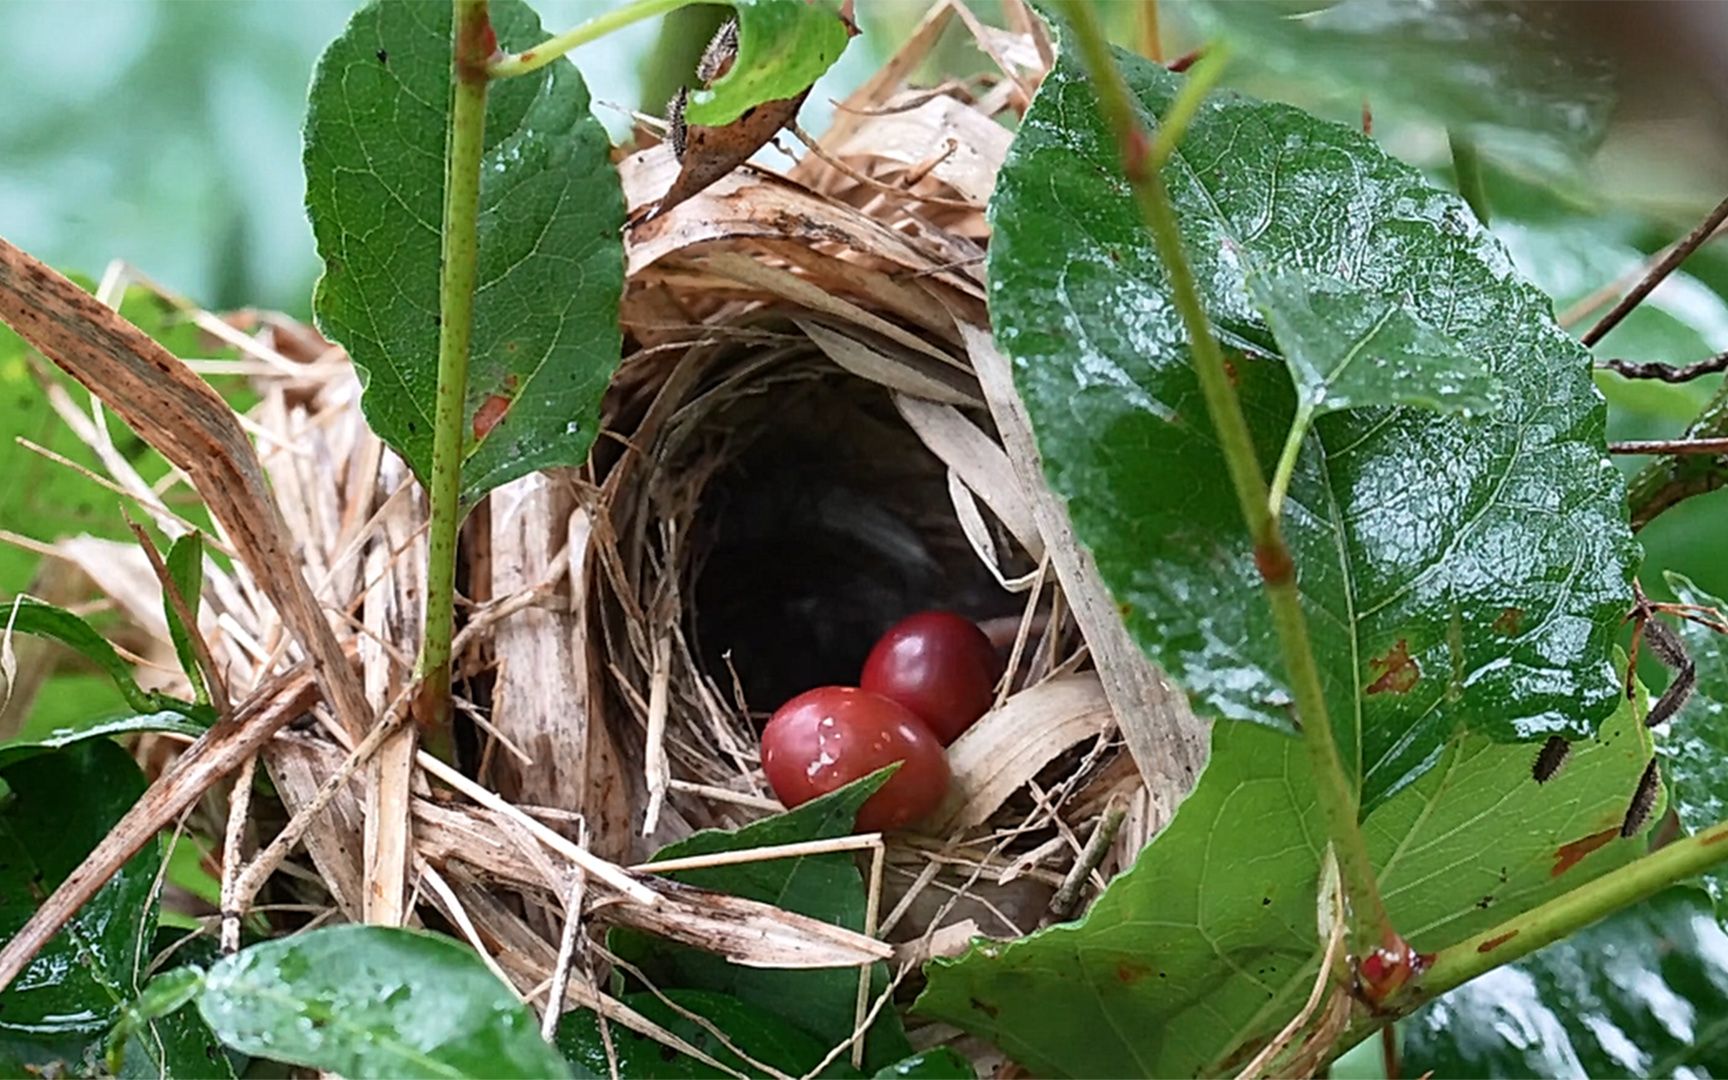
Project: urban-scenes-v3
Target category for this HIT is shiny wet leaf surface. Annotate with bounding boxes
[917,691,1653,1078]
[987,38,1637,812]
[304,0,625,508]
[198,925,568,1079]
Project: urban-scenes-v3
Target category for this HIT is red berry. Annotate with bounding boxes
[760,686,951,832]
[860,612,1003,745]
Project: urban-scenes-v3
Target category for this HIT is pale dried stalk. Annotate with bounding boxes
[542,853,589,1041]
[632,833,884,875]
[852,842,887,1071]
[218,754,259,953]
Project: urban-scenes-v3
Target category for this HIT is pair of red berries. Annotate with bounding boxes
[760,612,1004,832]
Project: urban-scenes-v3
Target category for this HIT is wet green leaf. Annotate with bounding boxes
[872,1047,975,1078]
[304,0,625,509]
[916,689,1654,1078]
[1247,268,1499,418]
[988,36,1636,811]
[1189,0,1615,168]
[1404,889,1728,1077]
[614,770,911,1072]
[110,964,237,1080]
[198,925,569,1079]
[2,595,178,715]
[0,710,210,771]
[556,988,852,1078]
[682,0,852,127]
[1656,572,1728,917]
[161,532,207,705]
[0,741,159,1072]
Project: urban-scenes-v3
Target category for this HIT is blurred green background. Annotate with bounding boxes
[2,0,1726,732]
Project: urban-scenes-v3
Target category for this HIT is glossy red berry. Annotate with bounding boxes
[860,612,1003,745]
[760,686,951,832]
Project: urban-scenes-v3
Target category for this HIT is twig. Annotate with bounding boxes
[1235,853,1348,1080]
[541,834,590,1042]
[1582,193,1728,346]
[631,833,883,875]
[852,843,886,1070]
[1044,803,1126,924]
[417,861,518,992]
[415,751,660,905]
[226,683,412,920]
[1611,437,1728,455]
[1599,350,1728,383]
[788,122,978,210]
[218,754,258,953]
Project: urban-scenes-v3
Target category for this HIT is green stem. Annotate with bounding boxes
[419,0,492,753]
[1268,405,1315,519]
[1057,0,1393,953]
[1448,129,1490,225]
[1420,818,1728,997]
[489,0,707,79]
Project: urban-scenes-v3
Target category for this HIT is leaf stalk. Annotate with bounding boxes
[488,0,703,79]
[1056,0,1395,954]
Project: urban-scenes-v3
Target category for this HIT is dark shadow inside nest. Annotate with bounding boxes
[688,366,1025,718]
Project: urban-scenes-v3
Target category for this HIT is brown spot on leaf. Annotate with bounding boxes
[1551,826,1619,877]
[1703,827,1728,846]
[1476,930,1518,954]
[1115,961,1152,985]
[1492,606,1524,636]
[1366,640,1420,695]
[472,394,512,441]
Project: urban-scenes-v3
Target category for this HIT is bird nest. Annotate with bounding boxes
[3,4,1208,1070]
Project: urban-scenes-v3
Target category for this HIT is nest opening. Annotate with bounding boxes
[684,348,1020,714]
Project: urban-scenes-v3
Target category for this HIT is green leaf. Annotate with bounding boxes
[109,964,237,1080]
[0,741,159,1072]
[915,686,1655,1078]
[1656,572,1728,916]
[682,0,852,127]
[556,988,854,1078]
[614,770,912,1072]
[197,925,570,1079]
[304,0,626,509]
[1188,0,1615,168]
[872,1047,975,1078]
[0,709,211,771]
[161,532,207,705]
[2,595,172,714]
[1404,888,1728,1077]
[1246,269,1499,418]
[987,36,1636,811]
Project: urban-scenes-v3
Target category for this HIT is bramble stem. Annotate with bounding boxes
[1057,0,1394,954]
[1447,129,1490,225]
[418,0,492,753]
[489,0,704,79]
[1423,818,1728,991]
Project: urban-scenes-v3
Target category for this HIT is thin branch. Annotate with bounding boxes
[1054,0,1396,956]
[1582,193,1728,346]
[1599,350,1728,383]
[417,0,493,759]
[1045,803,1127,923]
[1611,437,1728,456]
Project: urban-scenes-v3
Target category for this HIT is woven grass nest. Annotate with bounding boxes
[6,5,1209,1071]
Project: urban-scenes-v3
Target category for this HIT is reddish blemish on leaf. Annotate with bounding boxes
[1492,606,1524,636]
[1550,826,1618,877]
[1476,930,1518,954]
[1703,827,1728,846]
[1115,961,1152,985]
[473,394,512,441]
[517,49,534,63]
[1366,640,1420,695]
